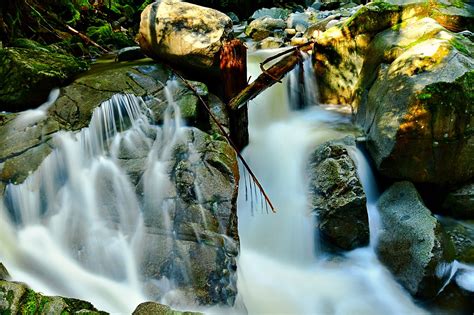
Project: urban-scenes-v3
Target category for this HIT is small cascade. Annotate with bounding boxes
[0,79,223,313]
[236,49,426,315]
[287,51,319,110]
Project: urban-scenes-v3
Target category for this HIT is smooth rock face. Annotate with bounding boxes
[138,0,232,75]
[357,19,473,185]
[308,138,369,251]
[0,47,88,112]
[0,280,105,314]
[442,182,474,219]
[376,182,454,298]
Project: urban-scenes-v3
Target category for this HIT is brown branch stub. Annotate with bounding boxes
[228,42,314,110]
[219,39,249,151]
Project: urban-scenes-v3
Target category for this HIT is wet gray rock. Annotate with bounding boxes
[135,127,239,305]
[376,181,454,299]
[308,137,369,252]
[287,12,312,32]
[442,182,474,219]
[245,17,287,41]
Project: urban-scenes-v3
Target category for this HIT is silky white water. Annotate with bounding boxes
[0,81,193,313]
[235,50,427,315]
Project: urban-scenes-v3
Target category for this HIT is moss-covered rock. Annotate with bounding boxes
[132,301,202,315]
[376,182,455,299]
[308,137,369,252]
[0,280,106,314]
[314,0,473,105]
[357,23,473,185]
[0,46,89,112]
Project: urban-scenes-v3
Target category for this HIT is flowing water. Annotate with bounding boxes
[1,49,473,314]
[0,81,192,313]
[236,50,425,315]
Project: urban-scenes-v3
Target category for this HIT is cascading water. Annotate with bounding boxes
[0,80,212,313]
[235,49,428,314]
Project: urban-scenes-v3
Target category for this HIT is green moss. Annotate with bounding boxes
[418,93,432,100]
[19,289,39,314]
[450,38,470,56]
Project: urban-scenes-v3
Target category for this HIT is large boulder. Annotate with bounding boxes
[130,127,240,305]
[0,280,105,314]
[442,182,474,219]
[0,45,88,112]
[308,137,369,251]
[376,182,454,298]
[314,0,473,105]
[356,18,473,185]
[137,0,232,77]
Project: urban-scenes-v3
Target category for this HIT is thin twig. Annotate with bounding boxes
[170,69,276,213]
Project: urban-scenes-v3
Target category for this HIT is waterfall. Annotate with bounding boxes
[0,80,203,313]
[236,49,426,315]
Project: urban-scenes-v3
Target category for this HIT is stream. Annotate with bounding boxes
[0,49,472,314]
[235,50,424,315]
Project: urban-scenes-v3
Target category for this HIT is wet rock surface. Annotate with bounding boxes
[376,181,454,299]
[308,137,369,252]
